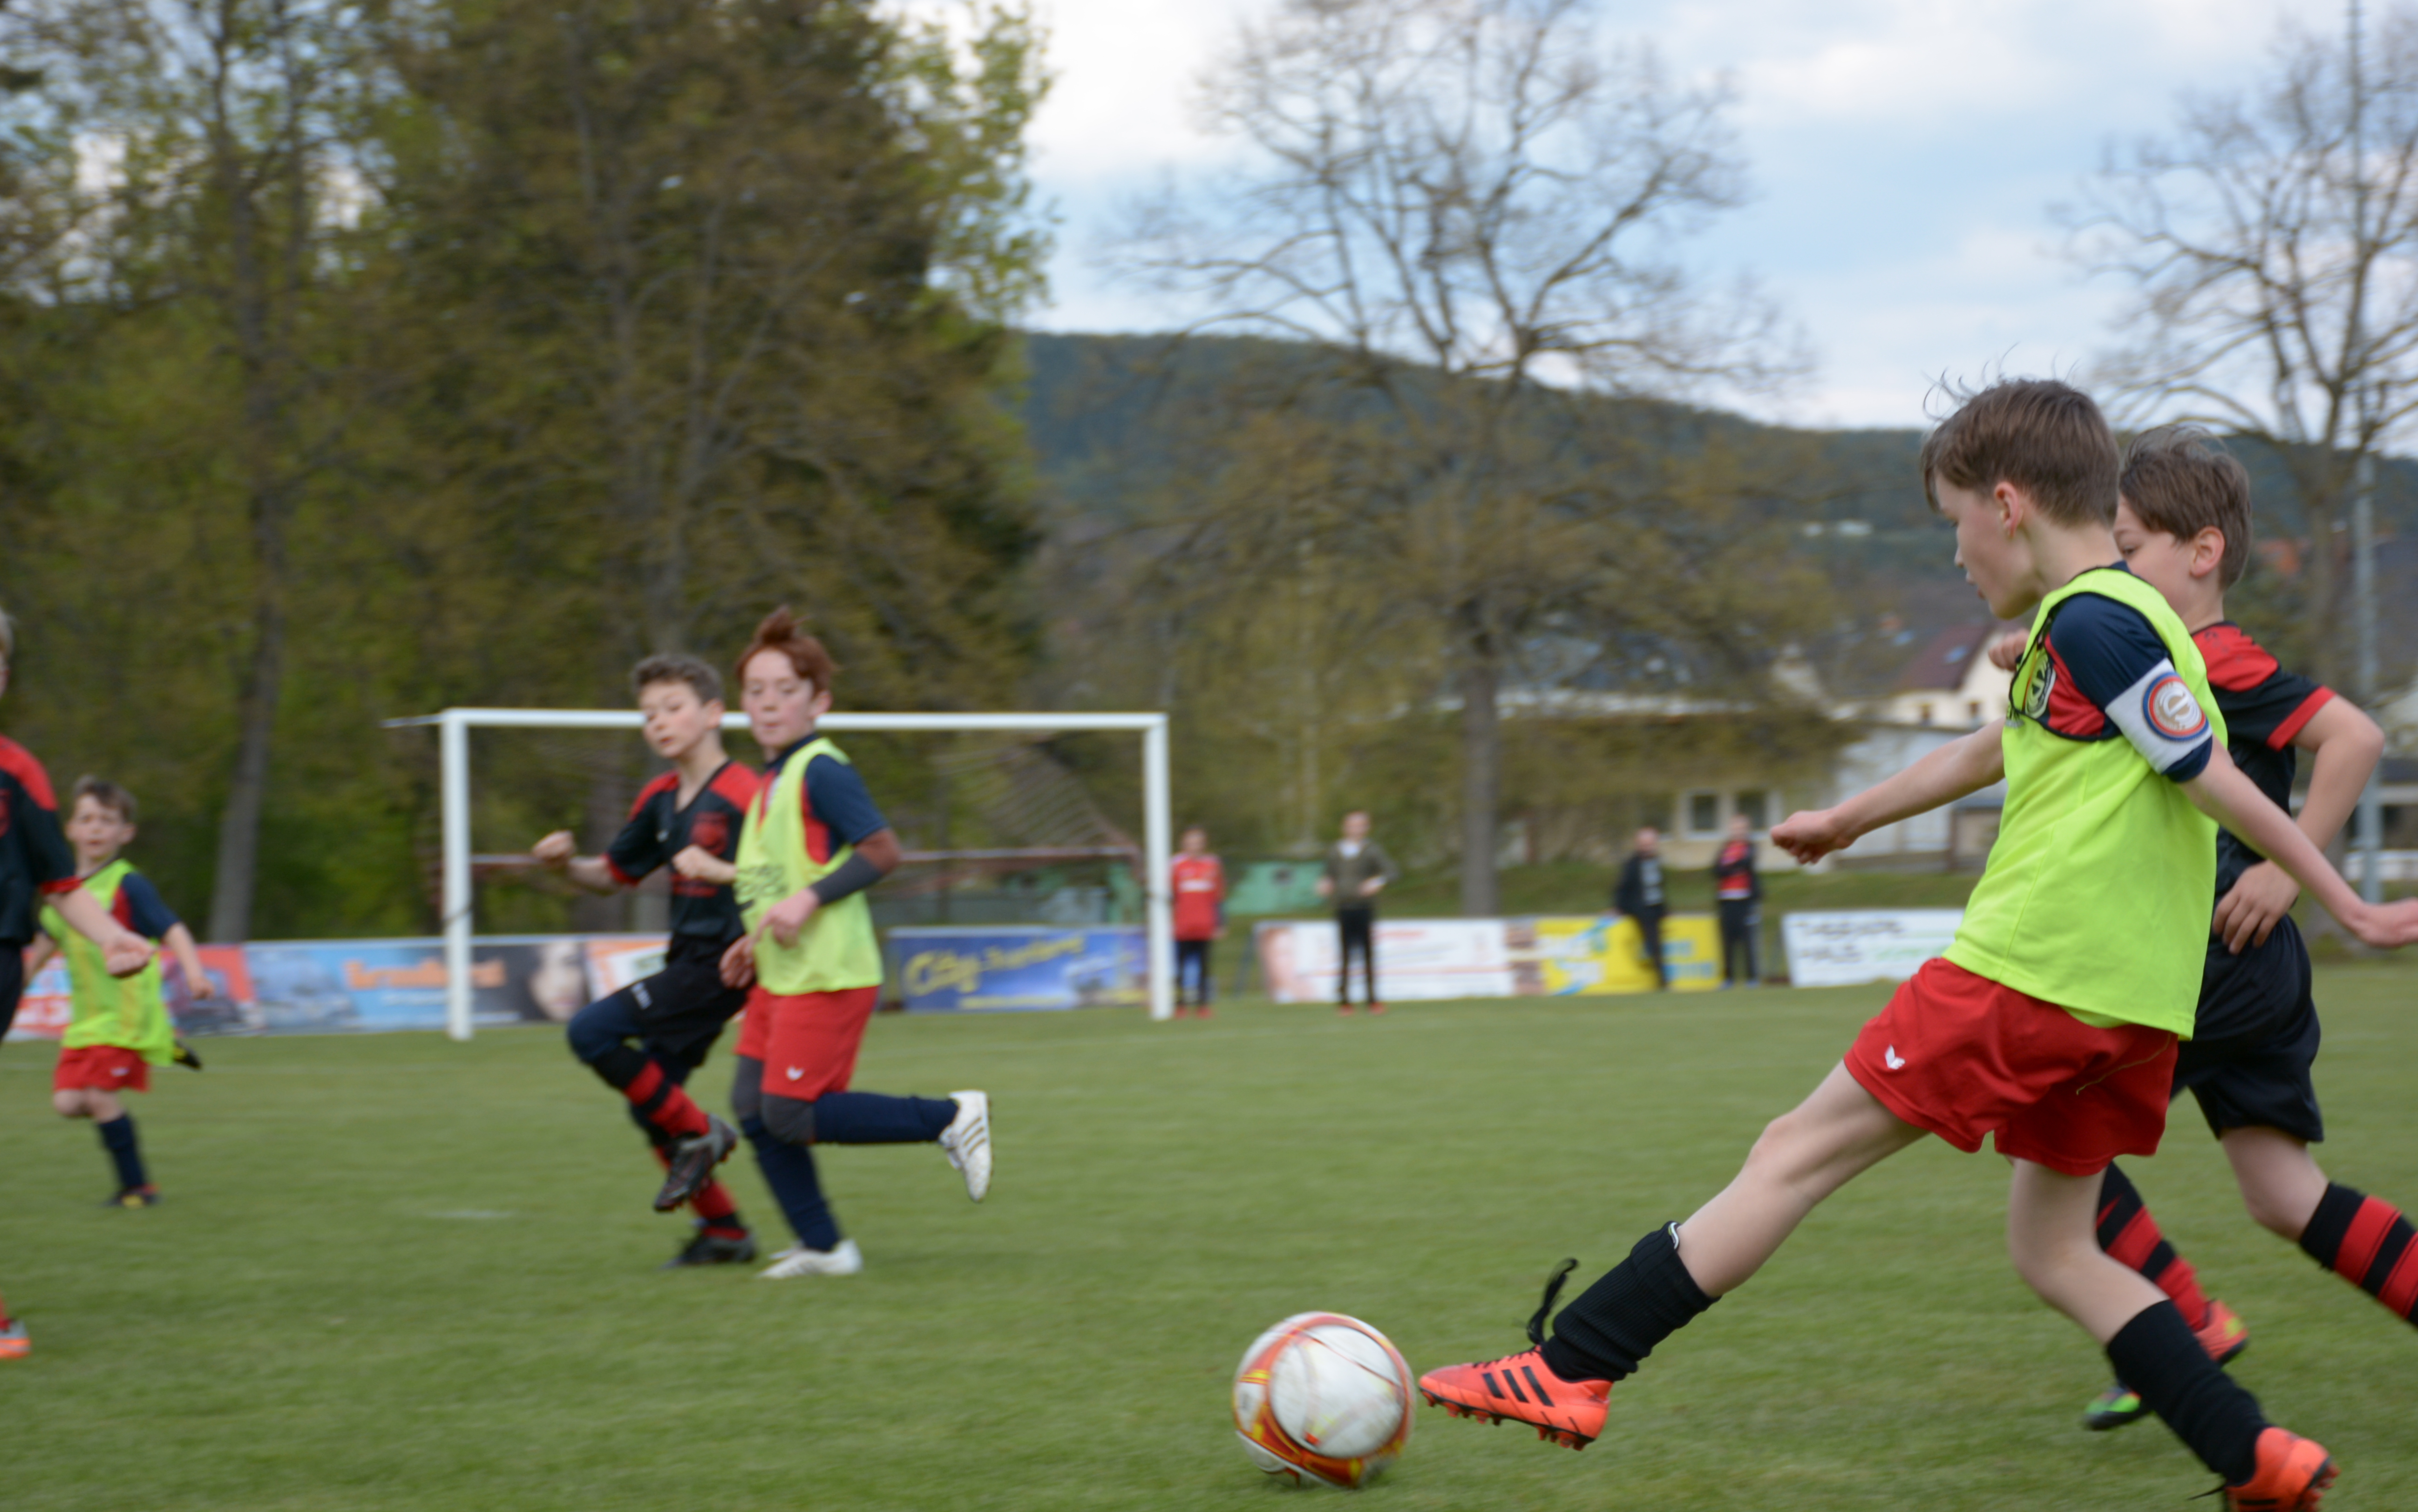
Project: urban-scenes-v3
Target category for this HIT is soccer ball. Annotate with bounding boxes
[1232,1312,1414,1489]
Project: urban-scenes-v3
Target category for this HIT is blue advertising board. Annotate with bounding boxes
[888,926,1145,1012]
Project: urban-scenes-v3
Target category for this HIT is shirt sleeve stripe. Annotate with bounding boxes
[2267,686,2335,751]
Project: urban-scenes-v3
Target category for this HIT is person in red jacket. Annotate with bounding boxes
[1169,826,1225,1017]
[1712,814,1762,988]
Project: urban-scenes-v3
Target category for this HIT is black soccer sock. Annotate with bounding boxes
[2299,1182,2418,1325]
[2105,1302,2265,1484]
[810,1091,958,1144]
[97,1114,147,1193]
[741,1115,841,1252]
[1539,1224,1714,1384]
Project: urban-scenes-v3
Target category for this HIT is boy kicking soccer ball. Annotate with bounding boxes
[534,654,764,1268]
[1415,380,2418,1510]
[1978,427,2418,1432]
[657,607,991,1280]
[26,779,214,1207]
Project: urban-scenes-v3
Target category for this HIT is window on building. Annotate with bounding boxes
[1736,791,1771,831]
[1919,702,1934,725]
[1967,699,1983,721]
[1685,791,1721,837]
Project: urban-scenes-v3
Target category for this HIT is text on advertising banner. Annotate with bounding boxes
[1254,918,1517,1003]
[1507,915,1721,994]
[1781,910,1966,988]
[887,926,1144,1012]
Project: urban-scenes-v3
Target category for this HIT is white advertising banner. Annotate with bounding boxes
[1782,909,1965,988]
[1254,918,1517,1003]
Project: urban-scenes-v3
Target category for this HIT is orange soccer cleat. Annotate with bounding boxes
[2196,1299,2251,1365]
[2225,1427,2336,1512]
[1418,1347,1610,1450]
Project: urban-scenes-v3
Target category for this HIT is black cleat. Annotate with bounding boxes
[171,1040,204,1071]
[661,1228,759,1269]
[653,1114,739,1213]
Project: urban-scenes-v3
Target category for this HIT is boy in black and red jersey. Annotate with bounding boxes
[534,653,764,1268]
[1987,426,2418,1432]
[0,605,155,1360]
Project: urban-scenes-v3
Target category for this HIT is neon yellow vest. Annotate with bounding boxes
[735,735,883,993]
[1943,568,2225,1036]
[41,861,176,1064]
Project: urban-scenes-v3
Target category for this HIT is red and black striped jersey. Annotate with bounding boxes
[606,760,760,942]
[0,735,78,945]
[2192,621,2335,896]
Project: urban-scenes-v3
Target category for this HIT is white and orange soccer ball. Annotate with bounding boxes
[1231,1311,1414,1489]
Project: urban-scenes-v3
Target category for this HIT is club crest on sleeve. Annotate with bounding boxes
[2021,654,2054,722]
[2144,674,2207,740]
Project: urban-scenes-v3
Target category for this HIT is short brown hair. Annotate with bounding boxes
[631,653,722,706]
[0,602,14,662]
[1919,379,2120,528]
[733,606,839,696]
[2119,425,2255,589]
[72,776,136,824]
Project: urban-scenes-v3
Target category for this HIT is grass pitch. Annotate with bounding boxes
[6,968,2417,1510]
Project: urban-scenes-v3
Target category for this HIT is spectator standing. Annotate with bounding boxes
[1316,810,1399,1015]
[1612,827,1668,990]
[1169,825,1225,1017]
[1713,814,1762,988]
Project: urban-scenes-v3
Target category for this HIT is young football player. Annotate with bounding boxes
[534,654,763,1268]
[1170,825,1224,1016]
[0,607,154,1358]
[1414,380,2418,1511]
[1316,810,1397,1013]
[1977,427,2417,1432]
[661,607,991,1280]
[25,779,214,1207]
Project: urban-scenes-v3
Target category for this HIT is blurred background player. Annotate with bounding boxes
[533,653,764,1268]
[681,607,992,1280]
[0,606,154,1359]
[1315,809,1396,1014]
[1712,814,1761,988]
[1611,826,1668,990]
[1170,824,1223,1017]
[1982,427,2418,1432]
[26,778,213,1207]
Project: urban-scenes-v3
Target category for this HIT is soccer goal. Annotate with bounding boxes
[385,708,1174,1037]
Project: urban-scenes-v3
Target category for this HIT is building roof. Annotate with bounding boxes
[1890,621,2024,694]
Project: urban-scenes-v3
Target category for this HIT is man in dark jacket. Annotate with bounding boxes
[1317,810,1399,1014]
[1712,814,1762,988]
[1611,827,1668,990]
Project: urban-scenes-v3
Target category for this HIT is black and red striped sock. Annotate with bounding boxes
[2300,1183,2418,1325]
[689,1179,747,1241]
[623,1060,711,1142]
[2097,1162,2213,1330]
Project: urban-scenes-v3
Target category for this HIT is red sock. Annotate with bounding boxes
[691,1180,746,1237]
[2097,1164,2212,1329]
[624,1061,710,1141]
[2302,1184,2418,1324]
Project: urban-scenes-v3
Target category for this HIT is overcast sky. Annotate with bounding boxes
[918,0,2341,430]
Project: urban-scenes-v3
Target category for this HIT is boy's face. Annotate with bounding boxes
[1181,827,1206,854]
[1341,811,1370,841]
[68,796,133,868]
[742,649,831,754]
[1937,477,2035,620]
[2112,497,2219,611]
[637,679,723,763]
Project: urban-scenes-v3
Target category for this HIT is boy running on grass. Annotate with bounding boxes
[658,607,990,1280]
[1415,380,2418,1510]
[0,607,155,1359]
[1977,427,2418,1433]
[534,654,765,1269]
[26,779,212,1207]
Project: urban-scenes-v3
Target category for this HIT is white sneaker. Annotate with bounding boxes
[757,1239,862,1278]
[939,1090,992,1202]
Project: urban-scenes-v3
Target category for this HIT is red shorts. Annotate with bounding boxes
[1844,958,2177,1177]
[54,1045,150,1094]
[734,985,879,1102]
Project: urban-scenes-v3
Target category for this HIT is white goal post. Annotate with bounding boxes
[386,708,1175,1037]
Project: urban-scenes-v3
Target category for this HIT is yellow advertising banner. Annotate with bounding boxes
[1507,915,1722,996]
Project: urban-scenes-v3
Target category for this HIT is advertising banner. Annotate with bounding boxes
[243,937,598,1033]
[1781,909,1965,988]
[889,926,1145,1012]
[1253,918,1516,1004]
[1507,915,1722,995]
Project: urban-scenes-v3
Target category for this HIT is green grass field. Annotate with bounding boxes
[7,969,2417,1510]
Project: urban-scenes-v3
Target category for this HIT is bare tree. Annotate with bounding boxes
[2064,3,2418,684]
[1117,0,1804,915]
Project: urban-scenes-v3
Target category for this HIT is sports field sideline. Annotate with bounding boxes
[6,970,2415,1510]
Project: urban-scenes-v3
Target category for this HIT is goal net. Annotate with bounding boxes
[386,709,1173,1035]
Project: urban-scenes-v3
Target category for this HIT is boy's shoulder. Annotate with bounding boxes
[0,734,55,805]
[706,762,760,807]
[2192,621,2285,691]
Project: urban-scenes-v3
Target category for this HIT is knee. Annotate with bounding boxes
[51,1090,83,1118]
[2239,1175,2316,1240]
[762,1094,816,1146]
[729,1058,763,1126]
[2005,1219,2098,1297]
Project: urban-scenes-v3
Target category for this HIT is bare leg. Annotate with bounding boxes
[2218,1125,2329,1241]
[2006,1159,2167,1341]
[1673,1062,1928,1296]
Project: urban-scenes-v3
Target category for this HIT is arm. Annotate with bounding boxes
[1771,724,2006,865]
[2184,745,2418,948]
[164,922,214,998]
[671,846,738,886]
[23,933,56,974]
[532,829,624,894]
[2213,698,2387,951]
[1360,843,1398,898]
[50,888,151,977]
[759,829,902,947]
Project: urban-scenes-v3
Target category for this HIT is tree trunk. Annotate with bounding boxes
[1457,654,1501,918]
[207,589,284,942]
